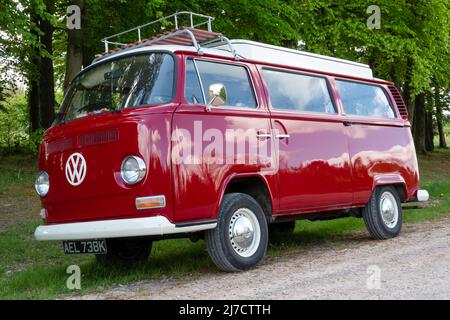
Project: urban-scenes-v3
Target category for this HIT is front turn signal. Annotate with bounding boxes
[135,195,166,210]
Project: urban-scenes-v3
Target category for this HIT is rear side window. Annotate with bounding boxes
[185,59,257,108]
[336,80,396,119]
[262,69,336,114]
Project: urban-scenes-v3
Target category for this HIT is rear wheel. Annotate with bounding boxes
[363,186,402,240]
[96,238,152,267]
[205,193,268,272]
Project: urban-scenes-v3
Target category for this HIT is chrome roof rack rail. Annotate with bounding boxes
[95,12,242,62]
[202,36,245,60]
[101,11,214,52]
[136,28,203,53]
[219,36,238,60]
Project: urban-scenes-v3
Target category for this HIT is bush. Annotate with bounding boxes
[0,94,40,154]
[28,129,45,154]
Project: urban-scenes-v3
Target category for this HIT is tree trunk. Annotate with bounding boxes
[80,0,94,68]
[390,62,400,88]
[28,76,40,132]
[436,107,447,149]
[425,110,434,152]
[64,0,84,92]
[82,45,95,67]
[28,11,41,132]
[38,0,56,128]
[435,87,447,148]
[413,93,427,154]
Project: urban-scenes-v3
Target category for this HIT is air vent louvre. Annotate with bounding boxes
[47,137,72,154]
[388,86,409,120]
[78,129,118,147]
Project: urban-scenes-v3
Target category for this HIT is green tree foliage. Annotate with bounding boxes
[0,94,31,152]
[0,0,449,154]
[62,0,301,65]
[0,0,55,83]
[292,0,450,94]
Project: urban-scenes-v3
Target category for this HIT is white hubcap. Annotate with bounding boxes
[229,208,261,257]
[380,191,399,229]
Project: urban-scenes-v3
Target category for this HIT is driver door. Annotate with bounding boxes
[171,56,274,222]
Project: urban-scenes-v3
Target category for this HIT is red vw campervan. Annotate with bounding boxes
[34,12,429,271]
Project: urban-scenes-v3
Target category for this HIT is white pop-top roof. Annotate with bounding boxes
[92,41,374,81]
[210,40,374,80]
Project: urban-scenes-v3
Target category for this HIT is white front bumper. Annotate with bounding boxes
[34,215,216,241]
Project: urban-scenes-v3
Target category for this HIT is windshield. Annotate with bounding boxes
[58,53,175,123]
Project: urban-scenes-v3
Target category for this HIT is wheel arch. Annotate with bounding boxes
[216,173,275,222]
[372,174,407,202]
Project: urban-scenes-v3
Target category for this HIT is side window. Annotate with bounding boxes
[185,59,205,104]
[336,80,396,119]
[185,59,257,108]
[262,69,336,114]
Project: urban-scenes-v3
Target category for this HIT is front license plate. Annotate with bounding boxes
[62,239,108,255]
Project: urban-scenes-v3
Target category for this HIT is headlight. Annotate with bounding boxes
[35,172,50,197]
[121,156,146,185]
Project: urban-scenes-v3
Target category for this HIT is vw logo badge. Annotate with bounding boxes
[65,153,87,186]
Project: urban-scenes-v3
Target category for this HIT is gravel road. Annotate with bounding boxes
[80,217,450,300]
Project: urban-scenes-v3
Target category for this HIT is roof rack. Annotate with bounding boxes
[95,12,239,61]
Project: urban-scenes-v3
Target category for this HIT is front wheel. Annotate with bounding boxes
[363,186,402,240]
[96,237,152,267]
[205,193,268,272]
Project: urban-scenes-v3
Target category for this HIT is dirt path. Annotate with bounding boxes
[80,218,450,300]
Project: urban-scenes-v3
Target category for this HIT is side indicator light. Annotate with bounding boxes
[135,195,166,210]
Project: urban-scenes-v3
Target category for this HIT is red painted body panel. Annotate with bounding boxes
[269,112,354,212]
[171,55,276,221]
[40,105,176,224]
[345,122,419,204]
[37,49,420,226]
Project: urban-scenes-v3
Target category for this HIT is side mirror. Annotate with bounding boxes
[206,83,227,111]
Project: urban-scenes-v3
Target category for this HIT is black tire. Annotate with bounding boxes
[269,221,296,237]
[96,237,152,267]
[205,193,268,272]
[363,186,402,240]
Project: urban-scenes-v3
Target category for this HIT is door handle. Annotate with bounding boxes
[256,133,272,139]
[275,134,290,139]
[343,121,352,127]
